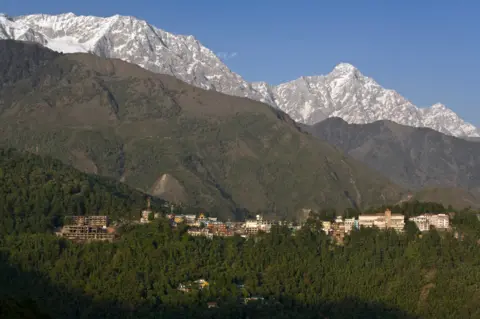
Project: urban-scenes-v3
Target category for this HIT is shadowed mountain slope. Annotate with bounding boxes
[305,118,480,208]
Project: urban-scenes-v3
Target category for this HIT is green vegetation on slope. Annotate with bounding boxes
[0,40,403,219]
[1,217,480,318]
[0,146,478,318]
[0,148,165,234]
[412,187,480,209]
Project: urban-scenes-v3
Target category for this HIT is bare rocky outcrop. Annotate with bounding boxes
[150,173,187,204]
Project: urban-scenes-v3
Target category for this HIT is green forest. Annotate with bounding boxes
[0,149,480,318]
[0,148,167,235]
[2,217,480,319]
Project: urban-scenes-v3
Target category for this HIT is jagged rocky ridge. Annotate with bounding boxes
[0,12,478,137]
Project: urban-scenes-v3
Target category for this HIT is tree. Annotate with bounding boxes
[405,221,420,240]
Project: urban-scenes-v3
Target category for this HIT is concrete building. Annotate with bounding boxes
[409,214,449,231]
[358,209,404,232]
[244,215,273,235]
[69,215,108,227]
[56,225,114,242]
[344,218,356,233]
[57,215,114,242]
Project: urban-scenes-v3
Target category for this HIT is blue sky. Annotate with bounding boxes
[2,0,479,125]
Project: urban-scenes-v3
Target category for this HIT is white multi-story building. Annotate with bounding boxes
[409,214,449,231]
[244,215,274,234]
[358,209,404,232]
[344,218,356,233]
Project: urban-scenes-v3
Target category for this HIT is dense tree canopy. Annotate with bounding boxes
[0,149,480,318]
[1,216,480,318]
[0,148,166,234]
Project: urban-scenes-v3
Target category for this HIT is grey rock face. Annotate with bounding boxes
[256,64,479,137]
[1,13,478,137]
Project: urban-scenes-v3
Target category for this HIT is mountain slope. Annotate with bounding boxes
[0,40,403,219]
[305,117,480,194]
[0,13,477,138]
[412,188,480,209]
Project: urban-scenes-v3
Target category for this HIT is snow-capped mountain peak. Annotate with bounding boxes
[1,12,265,102]
[430,103,448,110]
[263,65,479,137]
[0,12,478,138]
[331,62,358,74]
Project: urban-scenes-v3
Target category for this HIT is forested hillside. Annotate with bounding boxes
[0,148,165,234]
[0,148,479,318]
[1,217,480,319]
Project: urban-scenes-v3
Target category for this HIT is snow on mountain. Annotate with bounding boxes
[0,13,478,138]
[1,13,264,102]
[261,63,480,137]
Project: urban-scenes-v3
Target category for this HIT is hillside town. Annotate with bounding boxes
[138,203,452,243]
[54,198,452,244]
[54,203,452,243]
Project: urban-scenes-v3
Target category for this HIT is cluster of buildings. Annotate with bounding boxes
[165,213,292,239]
[319,209,405,243]
[168,213,235,238]
[177,278,264,308]
[55,215,115,242]
[55,206,451,244]
[318,209,451,243]
[167,208,451,242]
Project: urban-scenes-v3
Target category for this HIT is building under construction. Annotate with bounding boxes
[67,215,109,227]
[56,215,115,243]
